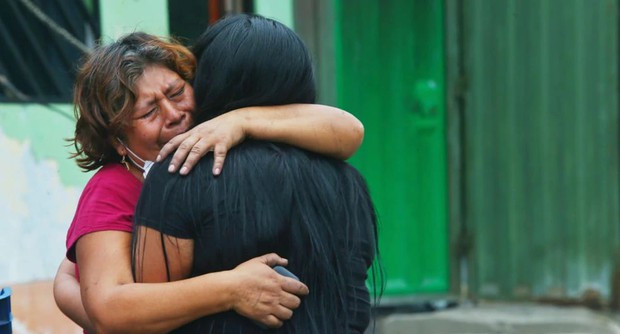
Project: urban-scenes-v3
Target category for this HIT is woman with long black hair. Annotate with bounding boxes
[133,14,381,333]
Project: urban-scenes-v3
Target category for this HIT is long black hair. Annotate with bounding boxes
[133,14,381,334]
[192,14,316,123]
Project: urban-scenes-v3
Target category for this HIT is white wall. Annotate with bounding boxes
[0,104,86,285]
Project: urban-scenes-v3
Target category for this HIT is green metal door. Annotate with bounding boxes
[333,0,449,297]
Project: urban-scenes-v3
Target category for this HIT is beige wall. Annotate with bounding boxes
[11,281,80,334]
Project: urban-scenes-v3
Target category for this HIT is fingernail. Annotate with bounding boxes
[214,167,220,175]
[168,164,175,172]
[180,166,188,175]
[156,155,162,162]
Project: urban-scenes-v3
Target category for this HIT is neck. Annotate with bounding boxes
[126,154,145,171]
[126,163,145,183]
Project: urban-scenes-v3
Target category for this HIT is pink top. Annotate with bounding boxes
[66,163,142,262]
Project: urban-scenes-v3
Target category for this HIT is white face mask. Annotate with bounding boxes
[116,138,155,178]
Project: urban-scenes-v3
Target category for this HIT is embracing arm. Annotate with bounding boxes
[159,104,364,175]
[77,231,306,334]
[134,225,303,324]
[53,258,96,333]
[241,104,364,159]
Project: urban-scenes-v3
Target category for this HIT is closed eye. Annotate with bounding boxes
[140,107,158,119]
[170,85,185,99]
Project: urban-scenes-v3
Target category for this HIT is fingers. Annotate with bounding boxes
[168,135,200,173]
[258,293,299,328]
[271,304,294,322]
[258,315,284,329]
[157,133,190,163]
[178,138,212,175]
[212,144,228,176]
[282,277,309,296]
[260,253,288,267]
[231,255,306,329]
[279,293,302,310]
[164,136,230,175]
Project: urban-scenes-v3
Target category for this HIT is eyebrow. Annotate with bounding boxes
[135,78,184,111]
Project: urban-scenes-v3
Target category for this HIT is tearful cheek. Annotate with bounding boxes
[160,118,190,144]
[159,130,181,146]
[181,98,195,112]
[180,99,195,124]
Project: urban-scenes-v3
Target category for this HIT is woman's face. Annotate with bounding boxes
[121,64,195,162]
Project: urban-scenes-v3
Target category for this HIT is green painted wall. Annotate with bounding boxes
[254,0,294,28]
[0,104,88,187]
[99,0,169,38]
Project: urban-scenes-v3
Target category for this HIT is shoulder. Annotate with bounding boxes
[66,164,140,261]
[143,156,208,190]
[139,157,209,212]
[80,163,142,208]
[91,163,141,186]
[229,141,309,161]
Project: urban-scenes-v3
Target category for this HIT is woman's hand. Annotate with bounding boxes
[159,104,364,176]
[229,253,309,328]
[158,112,246,176]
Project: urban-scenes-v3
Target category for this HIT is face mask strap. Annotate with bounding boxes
[120,155,130,171]
[116,137,155,178]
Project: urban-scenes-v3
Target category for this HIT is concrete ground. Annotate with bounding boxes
[370,302,620,334]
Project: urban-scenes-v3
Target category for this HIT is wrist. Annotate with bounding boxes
[229,107,255,139]
[218,270,240,312]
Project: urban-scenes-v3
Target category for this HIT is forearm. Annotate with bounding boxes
[78,231,236,334]
[84,271,236,334]
[239,104,364,159]
[53,258,96,333]
[132,226,306,330]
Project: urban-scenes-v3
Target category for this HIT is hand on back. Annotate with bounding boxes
[229,253,309,328]
[158,111,246,176]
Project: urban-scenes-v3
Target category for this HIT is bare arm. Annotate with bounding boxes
[133,226,303,324]
[158,104,364,175]
[53,258,96,333]
[77,231,307,334]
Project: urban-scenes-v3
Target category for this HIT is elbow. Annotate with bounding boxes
[51,276,62,308]
[91,324,131,334]
[89,312,122,334]
[52,273,76,318]
[352,119,365,149]
[88,301,165,334]
[86,298,133,334]
[90,317,134,334]
[340,118,365,159]
[91,322,111,334]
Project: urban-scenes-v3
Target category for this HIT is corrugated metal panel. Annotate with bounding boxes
[462,0,620,301]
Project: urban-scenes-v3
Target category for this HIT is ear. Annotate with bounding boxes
[110,137,127,157]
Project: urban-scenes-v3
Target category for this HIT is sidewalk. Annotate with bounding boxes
[372,302,620,334]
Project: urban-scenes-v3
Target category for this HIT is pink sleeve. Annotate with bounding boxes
[66,164,142,262]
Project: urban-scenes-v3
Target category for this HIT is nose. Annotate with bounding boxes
[161,99,186,128]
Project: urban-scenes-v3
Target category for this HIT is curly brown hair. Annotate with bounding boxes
[70,32,196,171]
